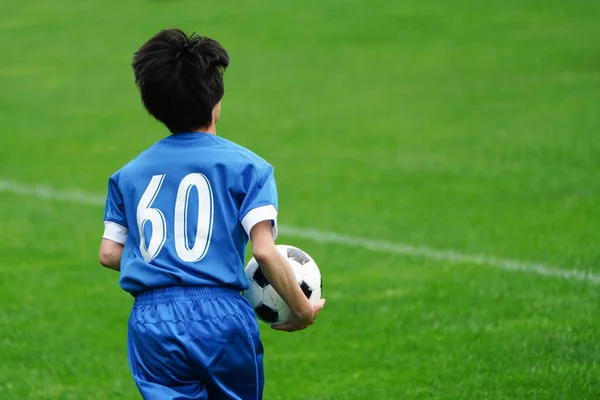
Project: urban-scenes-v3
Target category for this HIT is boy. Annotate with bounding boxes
[99,28,325,400]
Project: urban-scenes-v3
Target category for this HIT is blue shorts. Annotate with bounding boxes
[128,286,264,400]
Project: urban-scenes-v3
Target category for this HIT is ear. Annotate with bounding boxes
[212,101,222,124]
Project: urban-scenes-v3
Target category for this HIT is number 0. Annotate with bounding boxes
[137,173,214,263]
[174,173,213,262]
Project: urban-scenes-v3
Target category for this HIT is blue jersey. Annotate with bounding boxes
[102,132,278,295]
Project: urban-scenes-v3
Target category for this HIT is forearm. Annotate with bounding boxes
[255,247,312,319]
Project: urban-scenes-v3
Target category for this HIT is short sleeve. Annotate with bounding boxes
[103,172,129,244]
[239,163,279,239]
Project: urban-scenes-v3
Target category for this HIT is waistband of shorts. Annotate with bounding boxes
[134,286,241,305]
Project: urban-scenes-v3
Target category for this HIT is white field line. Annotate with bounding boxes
[1,179,598,285]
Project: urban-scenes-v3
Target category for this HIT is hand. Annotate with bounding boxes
[271,299,326,332]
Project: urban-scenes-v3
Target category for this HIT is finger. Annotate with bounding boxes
[271,323,296,331]
[313,298,326,312]
[272,321,308,331]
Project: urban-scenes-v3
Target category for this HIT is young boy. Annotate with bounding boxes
[99,28,325,400]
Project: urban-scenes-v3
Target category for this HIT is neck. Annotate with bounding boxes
[194,124,217,135]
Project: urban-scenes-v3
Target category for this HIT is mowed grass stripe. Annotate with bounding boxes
[1,178,597,285]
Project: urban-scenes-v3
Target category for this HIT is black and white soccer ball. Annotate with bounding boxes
[243,245,322,325]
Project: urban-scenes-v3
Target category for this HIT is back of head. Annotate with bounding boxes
[132,29,230,133]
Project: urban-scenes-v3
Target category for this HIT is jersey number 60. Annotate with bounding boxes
[137,173,214,263]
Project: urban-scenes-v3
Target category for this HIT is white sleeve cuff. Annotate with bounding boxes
[103,221,128,245]
[241,205,278,239]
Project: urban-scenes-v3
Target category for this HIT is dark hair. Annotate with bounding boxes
[132,29,229,133]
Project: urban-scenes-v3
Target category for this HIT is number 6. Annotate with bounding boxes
[137,175,167,262]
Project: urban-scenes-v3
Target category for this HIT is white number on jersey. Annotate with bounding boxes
[174,173,214,262]
[137,173,214,263]
[137,175,167,262]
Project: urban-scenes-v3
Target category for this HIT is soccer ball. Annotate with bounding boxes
[243,245,322,325]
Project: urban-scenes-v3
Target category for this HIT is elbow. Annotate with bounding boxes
[99,248,120,269]
[99,253,111,268]
[99,239,124,270]
[252,244,277,265]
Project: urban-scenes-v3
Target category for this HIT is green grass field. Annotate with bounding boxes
[2,0,600,398]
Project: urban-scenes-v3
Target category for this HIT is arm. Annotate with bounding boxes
[250,220,325,331]
[101,172,128,272]
[99,239,124,271]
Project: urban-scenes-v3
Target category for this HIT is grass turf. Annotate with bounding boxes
[1,0,600,398]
